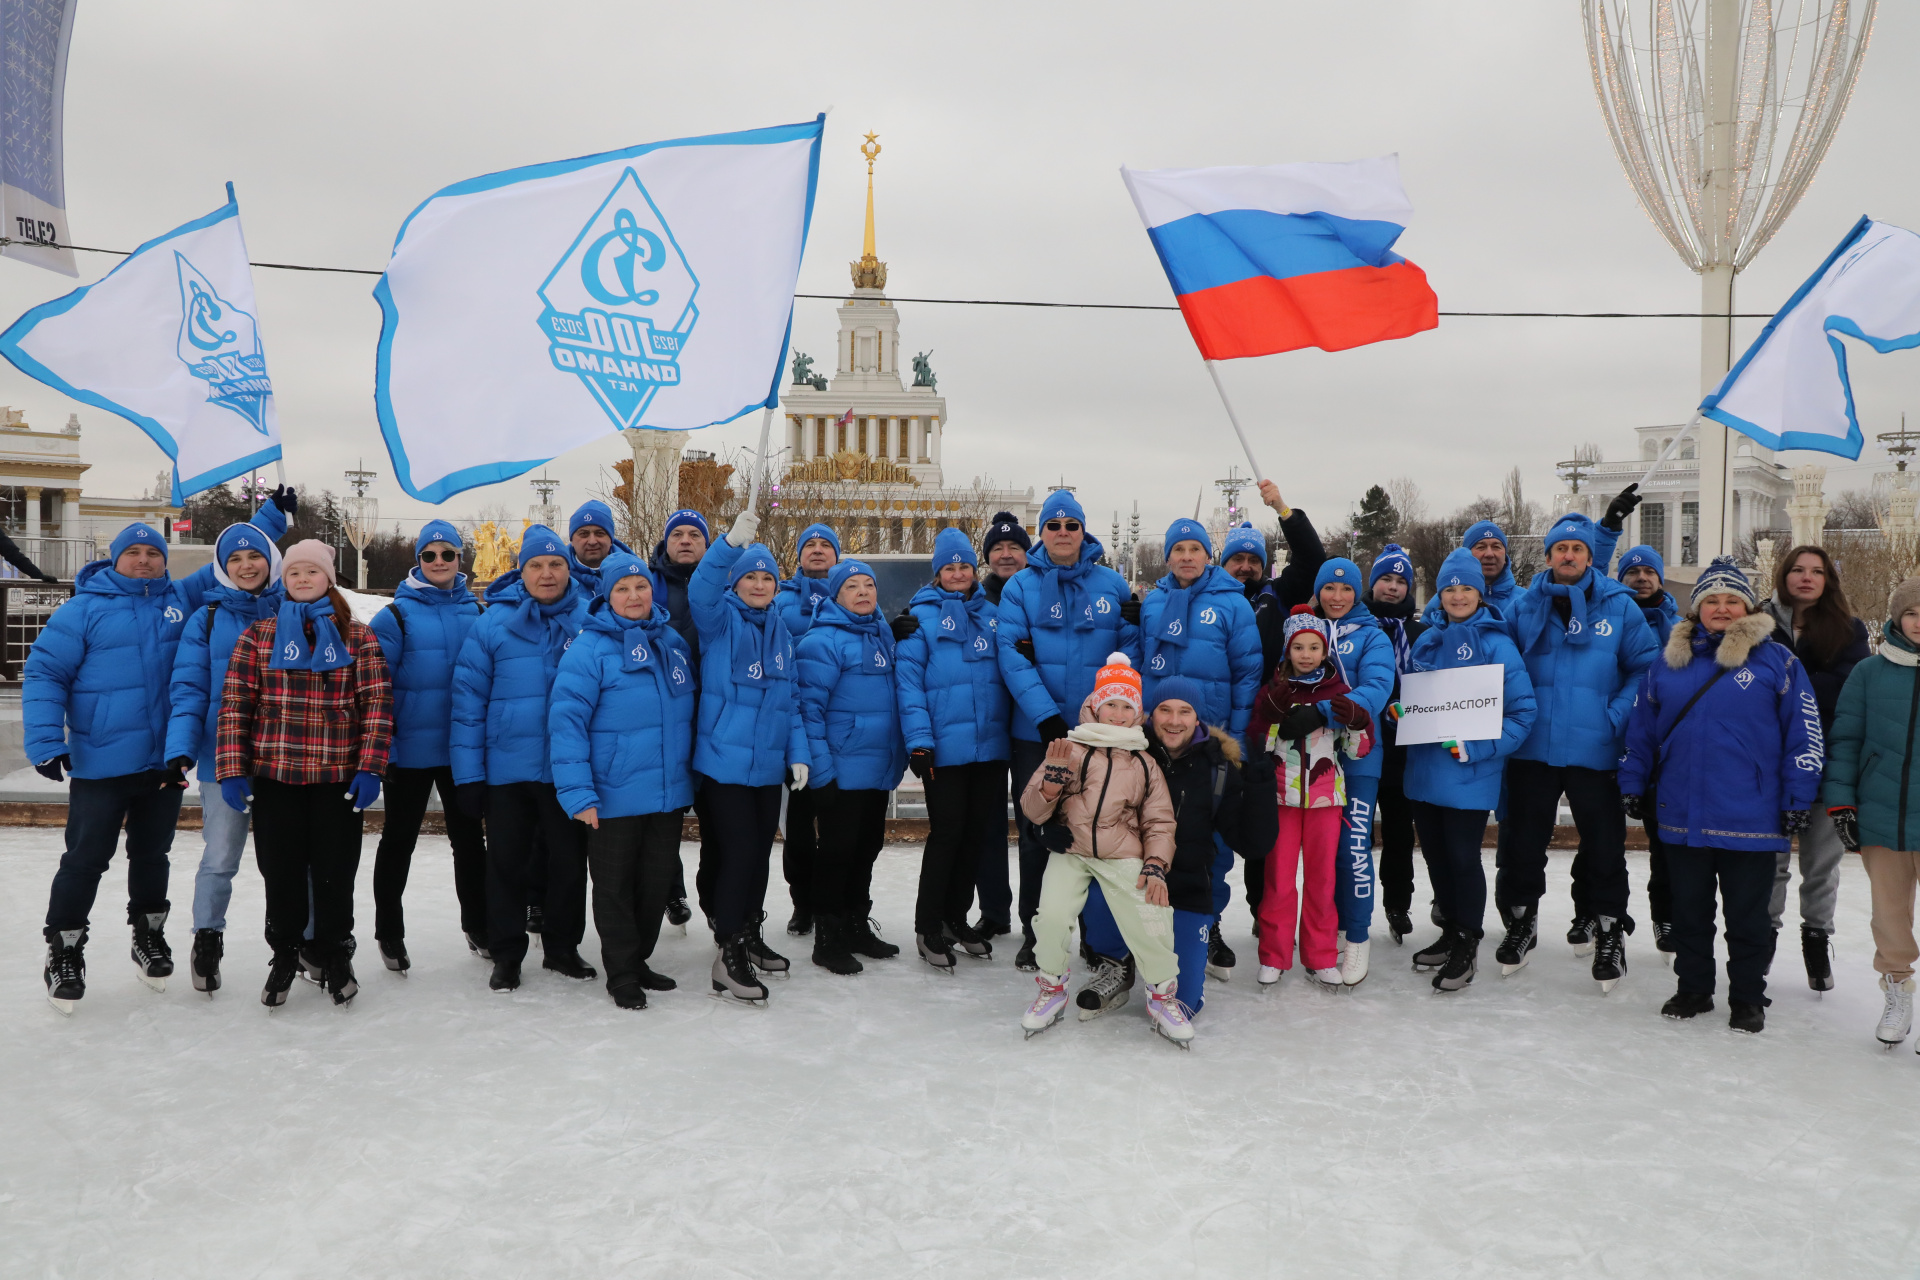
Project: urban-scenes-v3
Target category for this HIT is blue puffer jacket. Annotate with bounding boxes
[689,538,809,787]
[1139,565,1261,738]
[896,582,1011,767]
[1315,597,1397,781]
[796,599,907,792]
[548,598,697,819]
[449,573,590,786]
[1619,613,1822,852]
[567,540,635,599]
[996,536,1140,742]
[1632,591,1680,648]
[647,541,701,663]
[1402,605,1538,811]
[774,573,834,639]
[1419,523,1626,625]
[1506,567,1660,771]
[164,578,285,777]
[369,569,482,770]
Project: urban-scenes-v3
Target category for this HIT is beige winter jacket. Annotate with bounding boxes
[1018,696,1177,869]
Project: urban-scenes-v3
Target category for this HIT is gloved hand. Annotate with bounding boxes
[1829,805,1861,852]
[270,484,299,518]
[1444,739,1472,764]
[1119,598,1142,625]
[789,763,809,791]
[907,748,934,782]
[37,572,58,584]
[345,771,381,811]
[1601,483,1643,532]
[34,754,68,783]
[1782,808,1812,836]
[1384,701,1404,723]
[163,756,192,789]
[1279,704,1325,739]
[890,612,920,641]
[725,510,761,548]
[1014,638,1036,664]
[1621,793,1645,820]
[1037,715,1071,744]
[219,777,251,812]
[455,781,487,819]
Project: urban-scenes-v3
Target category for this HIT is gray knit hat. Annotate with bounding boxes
[1890,576,1920,624]
[1689,555,1757,612]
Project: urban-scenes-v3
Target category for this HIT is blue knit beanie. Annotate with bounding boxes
[796,522,842,559]
[932,526,977,570]
[728,544,780,587]
[1369,543,1412,590]
[517,524,568,569]
[1221,522,1267,566]
[826,558,876,601]
[1690,556,1757,611]
[597,551,651,593]
[109,523,167,564]
[1313,558,1362,597]
[1462,519,1507,550]
[1162,517,1213,561]
[1543,512,1599,559]
[215,521,279,585]
[1148,675,1208,718]
[1038,489,1086,526]
[663,509,710,543]
[1616,544,1665,584]
[415,518,463,558]
[568,500,616,539]
[1435,547,1484,595]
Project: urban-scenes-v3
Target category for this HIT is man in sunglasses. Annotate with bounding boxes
[566,500,635,596]
[995,489,1141,970]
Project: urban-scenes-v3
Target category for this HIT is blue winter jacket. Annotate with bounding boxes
[1632,591,1680,649]
[896,582,1011,767]
[1402,605,1538,811]
[547,599,697,820]
[164,578,286,777]
[449,574,590,786]
[774,572,834,639]
[1419,523,1625,625]
[689,538,809,787]
[1505,567,1660,771]
[1315,602,1397,781]
[567,538,635,598]
[795,599,908,792]
[1619,614,1822,852]
[995,536,1140,742]
[1140,566,1262,738]
[369,569,483,771]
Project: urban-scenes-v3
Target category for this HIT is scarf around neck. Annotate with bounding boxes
[1067,722,1148,750]
[1032,551,1095,630]
[613,611,693,690]
[1516,570,1593,653]
[933,588,992,662]
[728,594,793,687]
[271,597,351,672]
[1153,576,1199,650]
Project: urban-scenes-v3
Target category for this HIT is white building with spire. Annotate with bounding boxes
[1577,423,1790,578]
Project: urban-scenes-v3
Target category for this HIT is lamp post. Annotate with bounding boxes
[342,462,379,591]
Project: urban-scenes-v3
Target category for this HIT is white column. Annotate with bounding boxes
[24,486,40,540]
[61,490,77,536]
[930,418,942,466]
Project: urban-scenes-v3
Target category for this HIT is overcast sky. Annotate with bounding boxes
[2,1,1916,544]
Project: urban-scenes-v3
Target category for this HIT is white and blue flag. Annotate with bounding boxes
[0,0,80,276]
[1702,216,1920,460]
[374,116,824,503]
[0,184,281,501]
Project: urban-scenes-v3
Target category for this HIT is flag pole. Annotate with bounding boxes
[1204,360,1265,481]
[1634,414,1698,492]
[745,405,776,512]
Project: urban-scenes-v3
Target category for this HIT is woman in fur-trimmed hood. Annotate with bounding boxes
[1618,557,1823,1034]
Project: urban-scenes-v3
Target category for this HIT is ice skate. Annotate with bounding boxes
[664,897,691,936]
[526,904,544,941]
[712,932,769,1006]
[1652,921,1675,964]
[916,931,956,973]
[43,927,85,1015]
[1145,979,1194,1048]
[542,948,598,981]
[810,916,863,976]
[1076,954,1135,1020]
[1662,990,1713,1019]
[943,919,993,960]
[1309,966,1343,987]
[1021,971,1069,1038]
[464,931,492,960]
[1386,909,1412,944]
[297,942,326,985]
[1729,1001,1765,1034]
[1432,933,1478,993]
[1802,925,1834,993]
[1014,924,1038,973]
[327,954,359,1006]
[1495,906,1537,976]
[130,908,172,992]
[847,908,900,960]
[1413,927,1458,973]
[1339,937,1370,987]
[1257,965,1283,987]
[745,913,791,977]
[379,939,410,975]
[1567,914,1597,956]
[261,948,298,1008]
[1206,923,1235,981]
[1877,976,1914,1048]
[1592,917,1627,994]
[191,929,223,996]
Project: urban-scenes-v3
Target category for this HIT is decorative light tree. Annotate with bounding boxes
[342,462,379,590]
[1583,0,1878,564]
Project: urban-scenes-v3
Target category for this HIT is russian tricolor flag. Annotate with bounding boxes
[1122,156,1439,360]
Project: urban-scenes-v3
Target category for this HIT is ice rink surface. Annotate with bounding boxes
[4,829,1918,1279]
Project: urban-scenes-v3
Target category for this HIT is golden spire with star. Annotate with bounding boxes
[851,131,888,290]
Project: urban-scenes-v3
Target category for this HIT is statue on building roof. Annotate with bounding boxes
[911,350,936,391]
[791,351,815,386]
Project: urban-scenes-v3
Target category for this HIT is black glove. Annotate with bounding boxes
[270,484,299,518]
[1279,704,1325,739]
[1014,638,1036,664]
[1119,598,1142,625]
[1621,793,1644,820]
[890,612,920,641]
[163,756,193,789]
[1601,483,1643,532]
[907,748,934,782]
[1782,808,1812,836]
[455,782,487,819]
[34,754,68,783]
[1037,715,1070,744]
[1829,806,1861,853]
[37,573,57,584]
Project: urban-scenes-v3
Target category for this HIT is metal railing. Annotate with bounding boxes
[1,536,100,581]
[0,580,76,680]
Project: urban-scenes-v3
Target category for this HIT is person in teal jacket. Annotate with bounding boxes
[1495,511,1659,993]
[689,511,810,1004]
[1401,548,1538,992]
[547,552,695,1009]
[771,520,840,937]
[795,558,907,975]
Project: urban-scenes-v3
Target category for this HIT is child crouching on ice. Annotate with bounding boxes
[1018,654,1190,1044]
[1245,608,1373,988]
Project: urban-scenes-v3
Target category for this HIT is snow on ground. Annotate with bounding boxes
[3,829,1917,1279]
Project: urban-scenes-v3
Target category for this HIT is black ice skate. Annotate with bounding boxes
[379,939,410,975]
[261,948,299,1008]
[297,942,326,985]
[1802,925,1834,992]
[1567,914,1597,956]
[712,931,769,1006]
[1076,954,1135,1021]
[943,919,993,960]
[327,953,359,1006]
[130,906,173,992]
[1652,921,1675,962]
[1412,926,1459,973]
[1592,917,1627,994]
[1014,924,1038,972]
[526,904,544,939]
[1433,933,1479,993]
[192,928,224,995]
[745,913,791,977]
[1206,922,1235,980]
[1496,905,1538,976]
[43,926,86,1015]
[1386,910,1413,945]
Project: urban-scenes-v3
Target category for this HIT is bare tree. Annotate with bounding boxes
[1826,488,1887,530]
[1384,476,1428,530]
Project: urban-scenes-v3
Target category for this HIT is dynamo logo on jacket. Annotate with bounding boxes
[175,252,273,434]
[538,167,698,431]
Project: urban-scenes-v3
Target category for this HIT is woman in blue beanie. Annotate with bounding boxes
[774,521,842,938]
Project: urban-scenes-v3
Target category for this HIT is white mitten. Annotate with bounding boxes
[726,511,761,548]
[789,763,809,791]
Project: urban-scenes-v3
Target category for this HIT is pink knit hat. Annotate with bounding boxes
[280,538,337,585]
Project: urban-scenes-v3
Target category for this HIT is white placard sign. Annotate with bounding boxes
[1394,665,1504,746]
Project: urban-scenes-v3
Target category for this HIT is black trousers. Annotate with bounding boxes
[1668,844,1775,1005]
[372,765,487,942]
[1496,758,1632,926]
[704,781,783,938]
[690,782,718,919]
[1412,801,1489,938]
[1377,767,1419,915]
[918,760,1004,937]
[1643,815,1671,923]
[781,784,820,913]
[45,771,180,930]
[484,782,587,963]
[1010,738,1051,927]
[973,759,1015,928]
[586,810,683,988]
[812,784,889,918]
[252,777,363,958]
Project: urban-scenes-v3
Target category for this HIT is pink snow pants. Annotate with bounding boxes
[1259,806,1341,971]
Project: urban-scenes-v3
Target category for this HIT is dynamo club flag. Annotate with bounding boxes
[0,184,281,502]
[1122,156,1438,359]
[374,116,824,503]
[0,0,80,276]
[1702,216,1920,460]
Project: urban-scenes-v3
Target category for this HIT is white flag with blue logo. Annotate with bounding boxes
[1702,216,1920,460]
[0,184,281,501]
[374,117,824,503]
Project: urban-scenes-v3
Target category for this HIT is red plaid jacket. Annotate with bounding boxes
[216,615,393,784]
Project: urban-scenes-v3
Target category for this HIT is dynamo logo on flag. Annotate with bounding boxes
[538,168,698,430]
[176,252,272,434]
